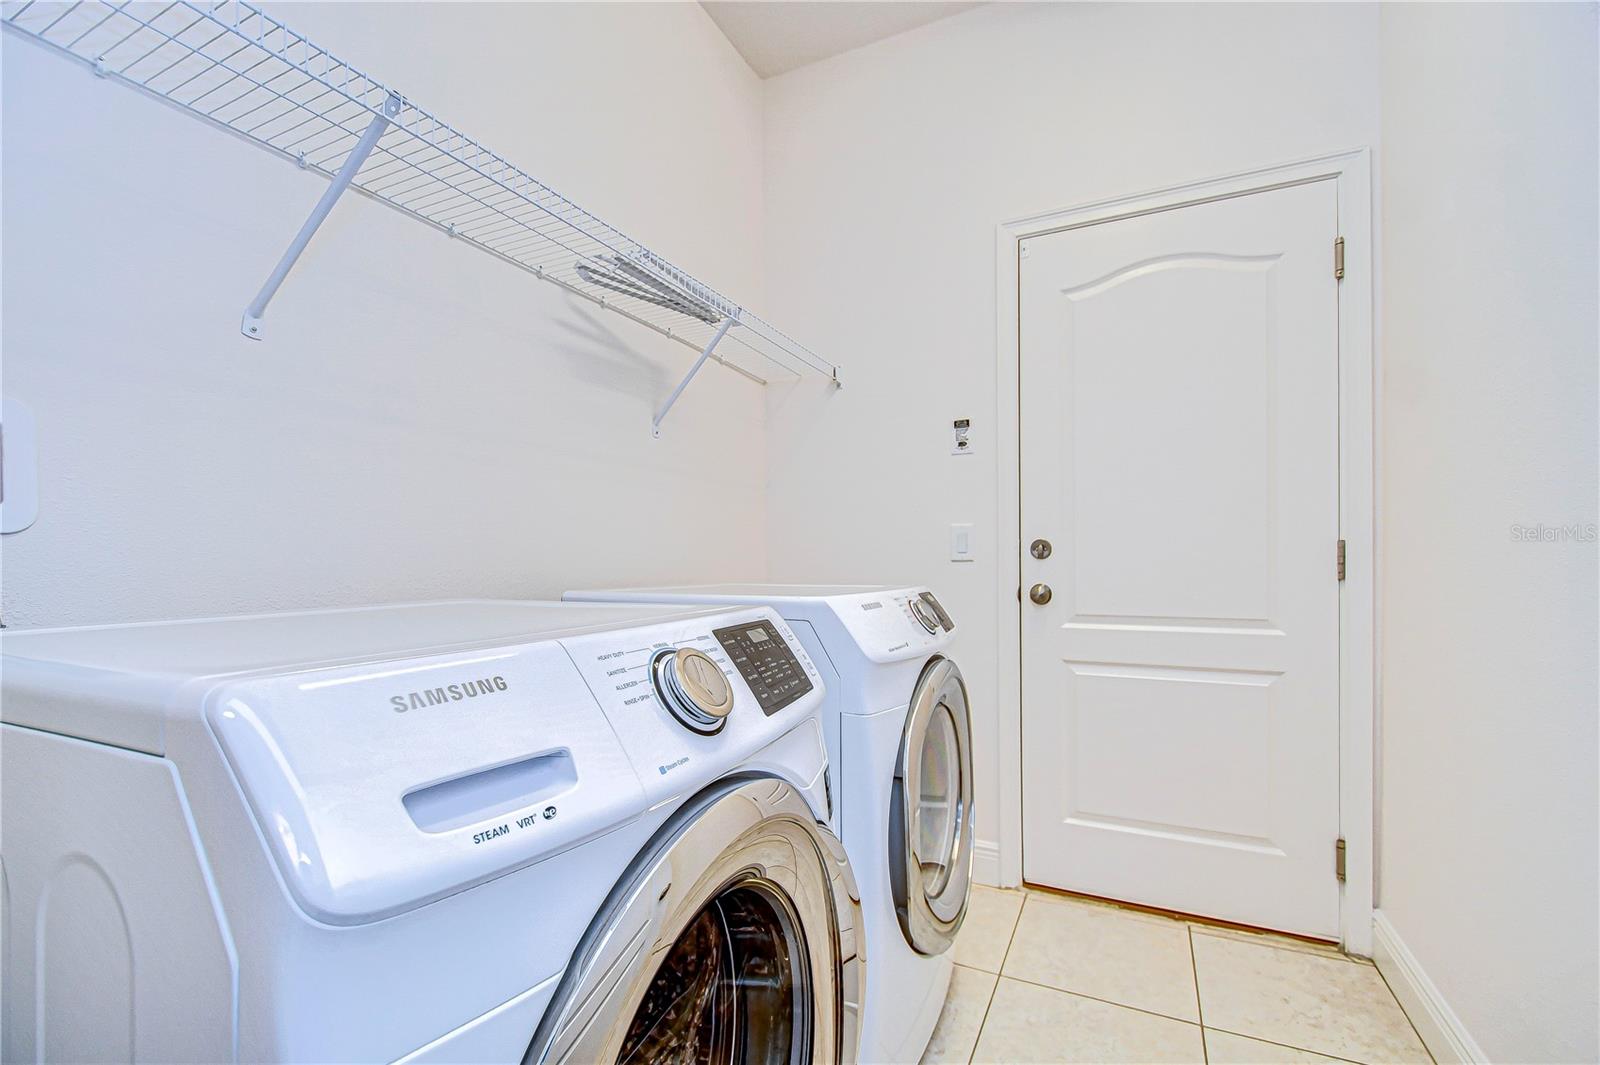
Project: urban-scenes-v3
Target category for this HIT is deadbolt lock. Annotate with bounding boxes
[1030,538,1052,560]
[1029,583,1053,605]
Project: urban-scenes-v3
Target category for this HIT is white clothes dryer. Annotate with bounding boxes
[565,585,974,1065]
[1,599,863,1064]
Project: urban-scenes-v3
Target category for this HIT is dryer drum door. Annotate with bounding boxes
[889,655,975,956]
[526,778,864,1065]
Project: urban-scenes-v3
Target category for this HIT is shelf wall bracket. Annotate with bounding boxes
[241,92,403,340]
[652,316,737,438]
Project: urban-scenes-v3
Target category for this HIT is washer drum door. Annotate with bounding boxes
[525,778,864,1065]
[889,655,976,956]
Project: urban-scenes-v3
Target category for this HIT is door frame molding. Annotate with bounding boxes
[992,148,1376,954]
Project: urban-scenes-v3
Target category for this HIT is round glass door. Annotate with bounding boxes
[916,704,965,920]
[523,779,862,1065]
[618,880,808,1065]
[890,656,975,955]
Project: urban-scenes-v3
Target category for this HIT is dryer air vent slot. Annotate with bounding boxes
[403,750,577,834]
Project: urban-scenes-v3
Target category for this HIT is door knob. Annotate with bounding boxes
[1030,538,1052,560]
[1028,583,1053,605]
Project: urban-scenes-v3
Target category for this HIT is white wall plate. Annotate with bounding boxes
[2,397,39,534]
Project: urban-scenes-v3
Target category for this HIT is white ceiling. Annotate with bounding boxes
[701,2,982,79]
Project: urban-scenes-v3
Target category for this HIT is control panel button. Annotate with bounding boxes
[651,647,734,735]
[714,620,814,716]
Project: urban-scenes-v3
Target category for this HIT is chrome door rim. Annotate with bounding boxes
[889,656,975,956]
[525,776,864,1064]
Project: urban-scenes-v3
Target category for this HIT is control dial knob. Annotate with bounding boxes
[909,596,941,634]
[651,646,734,734]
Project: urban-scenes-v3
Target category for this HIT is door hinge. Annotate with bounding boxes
[1336,539,1346,581]
[1335,838,1347,882]
[1333,236,1346,280]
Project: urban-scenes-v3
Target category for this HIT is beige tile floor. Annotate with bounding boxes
[922,886,1433,1065]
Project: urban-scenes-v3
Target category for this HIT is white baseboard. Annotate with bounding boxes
[972,839,1001,886]
[1371,910,1487,1065]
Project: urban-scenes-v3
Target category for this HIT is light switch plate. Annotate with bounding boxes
[949,523,974,562]
[1,397,38,534]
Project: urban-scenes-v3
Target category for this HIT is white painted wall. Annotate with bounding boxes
[1,3,768,628]
[1377,5,1599,1062]
[761,1,1382,871]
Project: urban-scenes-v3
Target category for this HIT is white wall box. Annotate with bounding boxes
[1,0,840,435]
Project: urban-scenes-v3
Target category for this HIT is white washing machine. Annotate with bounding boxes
[565,585,973,1065]
[0,599,864,1064]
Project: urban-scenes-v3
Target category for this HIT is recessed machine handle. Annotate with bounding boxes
[1028,583,1053,606]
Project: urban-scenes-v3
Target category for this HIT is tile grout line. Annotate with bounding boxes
[1201,1025,1379,1065]
[1189,926,1209,1064]
[963,975,1000,1065]
[1368,957,1440,1065]
[988,971,1207,1029]
[966,892,1028,1064]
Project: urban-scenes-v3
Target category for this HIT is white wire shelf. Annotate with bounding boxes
[3,0,840,429]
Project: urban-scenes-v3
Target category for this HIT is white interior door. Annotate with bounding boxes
[1019,179,1342,938]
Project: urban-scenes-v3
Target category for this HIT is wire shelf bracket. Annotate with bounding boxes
[653,315,733,438]
[2,0,843,432]
[242,91,400,339]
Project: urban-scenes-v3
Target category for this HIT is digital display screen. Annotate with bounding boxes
[747,628,769,642]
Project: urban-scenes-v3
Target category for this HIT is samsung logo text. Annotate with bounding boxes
[391,675,509,712]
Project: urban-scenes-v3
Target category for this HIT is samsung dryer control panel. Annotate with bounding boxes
[826,587,957,664]
[561,610,822,799]
[208,607,823,925]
